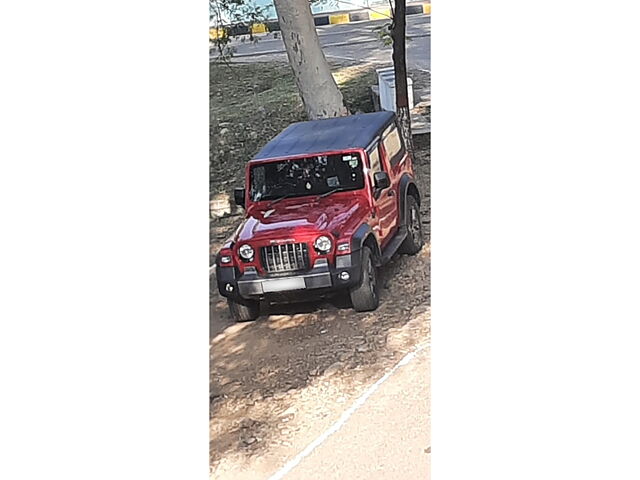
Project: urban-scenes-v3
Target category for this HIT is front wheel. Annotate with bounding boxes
[399,195,424,255]
[350,246,379,312]
[228,298,260,322]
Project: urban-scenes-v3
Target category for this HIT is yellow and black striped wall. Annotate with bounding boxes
[321,1,430,26]
[211,1,430,39]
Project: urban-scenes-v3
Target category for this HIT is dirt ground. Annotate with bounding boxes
[210,61,430,478]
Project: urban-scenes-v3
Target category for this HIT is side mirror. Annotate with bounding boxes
[373,171,391,190]
[233,188,246,208]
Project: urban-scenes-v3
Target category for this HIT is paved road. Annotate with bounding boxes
[218,14,430,72]
[272,345,431,480]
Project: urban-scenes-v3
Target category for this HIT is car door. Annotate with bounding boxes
[367,141,398,248]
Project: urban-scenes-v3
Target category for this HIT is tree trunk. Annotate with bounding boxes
[391,0,414,155]
[273,0,348,119]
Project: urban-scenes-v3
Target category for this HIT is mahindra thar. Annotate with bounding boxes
[214,111,424,322]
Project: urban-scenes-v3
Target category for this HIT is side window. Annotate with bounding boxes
[367,144,382,186]
[382,124,405,166]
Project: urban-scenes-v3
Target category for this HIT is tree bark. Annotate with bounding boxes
[273,0,348,119]
[391,0,414,155]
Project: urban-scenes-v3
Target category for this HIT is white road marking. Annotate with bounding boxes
[325,53,357,61]
[325,54,390,66]
[267,341,429,480]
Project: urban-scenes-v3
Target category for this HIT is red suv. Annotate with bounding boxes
[214,111,424,322]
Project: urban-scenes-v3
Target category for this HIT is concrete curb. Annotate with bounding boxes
[211,1,430,38]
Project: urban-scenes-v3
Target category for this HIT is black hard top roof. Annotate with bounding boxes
[252,111,396,161]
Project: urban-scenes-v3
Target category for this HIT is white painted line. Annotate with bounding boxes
[267,342,428,480]
[325,53,357,62]
[325,54,389,66]
[324,37,379,48]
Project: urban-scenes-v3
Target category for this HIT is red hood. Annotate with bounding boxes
[233,194,368,243]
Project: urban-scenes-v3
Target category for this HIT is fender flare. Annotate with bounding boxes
[350,223,382,267]
[398,174,421,227]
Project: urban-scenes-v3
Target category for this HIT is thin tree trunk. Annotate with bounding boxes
[273,0,348,119]
[391,0,414,155]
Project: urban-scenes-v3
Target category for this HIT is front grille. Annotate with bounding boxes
[260,243,309,274]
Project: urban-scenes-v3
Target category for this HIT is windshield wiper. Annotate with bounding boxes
[266,187,349,205]
[318,187,350,199]
[267,193,297,207]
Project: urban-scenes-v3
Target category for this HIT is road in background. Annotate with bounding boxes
[215,14,430,72]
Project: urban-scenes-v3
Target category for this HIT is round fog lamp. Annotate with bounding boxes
[314,235,332,253]
[339,271,350,281]
[238,244,254,261]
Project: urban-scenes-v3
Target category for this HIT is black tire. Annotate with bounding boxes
[399,195,424,255]
[228,298,260,322]
[350,246,379,312]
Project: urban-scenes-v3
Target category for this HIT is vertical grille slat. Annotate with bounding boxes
[296,243,302,268]
[261,242,309,274]
[285,244,291,271]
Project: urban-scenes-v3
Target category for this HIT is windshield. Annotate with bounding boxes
[250,152,365,202]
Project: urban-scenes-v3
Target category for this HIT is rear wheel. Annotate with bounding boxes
[399,195,424,255]
[228,298,260,322]
[350,247,379,312]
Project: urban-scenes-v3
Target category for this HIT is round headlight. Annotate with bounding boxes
[238,244,254,261]
[314,235,332,253]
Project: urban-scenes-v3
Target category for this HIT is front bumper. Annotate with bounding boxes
[215,255,362,301]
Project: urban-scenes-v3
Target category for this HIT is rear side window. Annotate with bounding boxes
[382,124,404,166]
[368,145,381,177]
